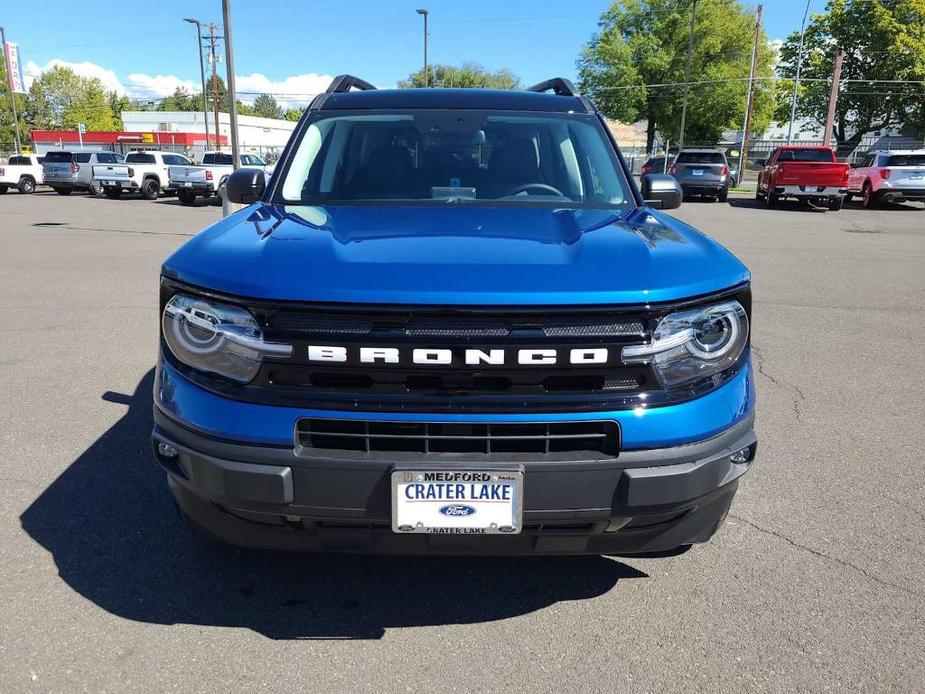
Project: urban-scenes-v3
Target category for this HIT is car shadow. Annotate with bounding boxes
[20,370,646,640]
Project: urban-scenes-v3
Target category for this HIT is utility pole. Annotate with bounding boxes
[678,0,698,151]
[786,0,812,144]
[222,0,240,169]
[206,23,223,152]
[0,26,22,152]
[183,18,211,150]
[736,4,763,186]
[416,9,429,87]
[823,48,843,149]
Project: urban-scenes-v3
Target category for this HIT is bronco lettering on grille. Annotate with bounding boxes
[305,345,618,367]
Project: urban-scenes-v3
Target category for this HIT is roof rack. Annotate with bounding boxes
[526,78,579,97]
[325,74,377,94]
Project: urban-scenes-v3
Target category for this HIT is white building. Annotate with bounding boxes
[120,110,301,160]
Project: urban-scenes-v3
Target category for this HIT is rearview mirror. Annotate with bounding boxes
[225,167,267,204]
[640,173,683,210]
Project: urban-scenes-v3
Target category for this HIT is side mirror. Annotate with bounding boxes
[641,173,683,210]
[225,167,266,204]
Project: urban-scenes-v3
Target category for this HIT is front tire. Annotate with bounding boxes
[88,180,102,196]
[104,187,122,199]
[766,191,778,208]
[18,177,36,194]
[177,189,197,206]
[718,190,728,203]
[828,196,844,211]
[141,178,161,200]
[0,184,8,194]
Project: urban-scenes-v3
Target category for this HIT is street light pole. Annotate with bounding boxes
[786,0,812,144]
[0,26,23,152]
[416,9,429,87]
[222,0,240,169]
[678,0,698,151]
[183,18,211,150]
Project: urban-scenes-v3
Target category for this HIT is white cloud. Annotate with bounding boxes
[768,38,784,66]
[126,73,197,100]
[24,58,127,94]
[234,72,334,107]
[24,58,332,109]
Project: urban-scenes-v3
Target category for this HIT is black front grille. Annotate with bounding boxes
[296,419,620,457]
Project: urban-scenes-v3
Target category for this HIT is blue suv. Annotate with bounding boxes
[153,76,756,555]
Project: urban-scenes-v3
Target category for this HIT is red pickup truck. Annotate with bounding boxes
[756,146,849,210]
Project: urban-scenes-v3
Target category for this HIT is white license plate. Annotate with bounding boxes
[103,180,117,186]
[392,470,523,535]
[910,174,923,180]
[183,181,193,187]
[692,169,704,176]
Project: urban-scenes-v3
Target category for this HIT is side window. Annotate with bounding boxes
[75,153,92,163]
[9,156,25,165]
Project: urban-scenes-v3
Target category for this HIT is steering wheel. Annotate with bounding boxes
[503,183,566,197]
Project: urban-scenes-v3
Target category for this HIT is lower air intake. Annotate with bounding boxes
[296,419,620,458]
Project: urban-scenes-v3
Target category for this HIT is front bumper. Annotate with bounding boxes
[153,403,756,555]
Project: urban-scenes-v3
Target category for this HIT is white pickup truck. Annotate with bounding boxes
[0,154,45,194]
[169,151,273,205]
[92,150,193,200]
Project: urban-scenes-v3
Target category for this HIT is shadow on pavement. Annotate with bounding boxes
[21,370,645,640]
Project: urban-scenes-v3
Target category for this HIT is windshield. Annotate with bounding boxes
[275,110,631,208]
[126,153,156,164]
[884,154,925,167]
[778,148,834,163]
[675,152,725,164]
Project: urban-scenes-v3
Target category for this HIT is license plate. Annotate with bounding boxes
[184,181,193,187]
[104,180,117,186]
[692,169,704,176]
[392,470,523,534]
[910,174,923,180]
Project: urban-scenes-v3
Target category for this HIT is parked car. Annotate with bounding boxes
[92,150,194,200]
[42,151,125,195]
[756,146,849,210]
[154,75,756,557]
[668,149,731,202]
[0,154,44,194]
[169,151,273,206]
[846,149,925,208]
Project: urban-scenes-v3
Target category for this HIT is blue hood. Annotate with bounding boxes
[163,204,749,305]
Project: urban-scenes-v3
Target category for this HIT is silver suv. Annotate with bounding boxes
[846,149,925,208]
[42,151,125,196]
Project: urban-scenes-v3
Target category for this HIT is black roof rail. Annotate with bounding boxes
[325,74,377,93]
[526,78,579,97]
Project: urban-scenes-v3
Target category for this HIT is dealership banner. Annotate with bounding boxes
[4,41,27,94]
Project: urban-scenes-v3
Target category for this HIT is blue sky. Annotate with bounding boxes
[3,0,808,106]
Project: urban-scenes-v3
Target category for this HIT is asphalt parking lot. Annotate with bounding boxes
[1,190,923,692]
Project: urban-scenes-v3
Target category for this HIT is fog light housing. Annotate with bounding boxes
[729,447,751,464]
[158,442,178,459]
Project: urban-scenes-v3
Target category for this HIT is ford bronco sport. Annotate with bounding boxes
[153,76,756,555]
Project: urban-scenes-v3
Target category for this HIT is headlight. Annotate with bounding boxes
[162,294,292,383]
[622,300,748,387]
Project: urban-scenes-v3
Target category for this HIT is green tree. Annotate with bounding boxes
[253,93,283,119]
[577,0,776,152]
[29,66,120,130]
[283,107,304,121]
[776,0,925,148]
[399,62,521,89]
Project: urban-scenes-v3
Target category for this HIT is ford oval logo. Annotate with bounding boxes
[439,504,476,517]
